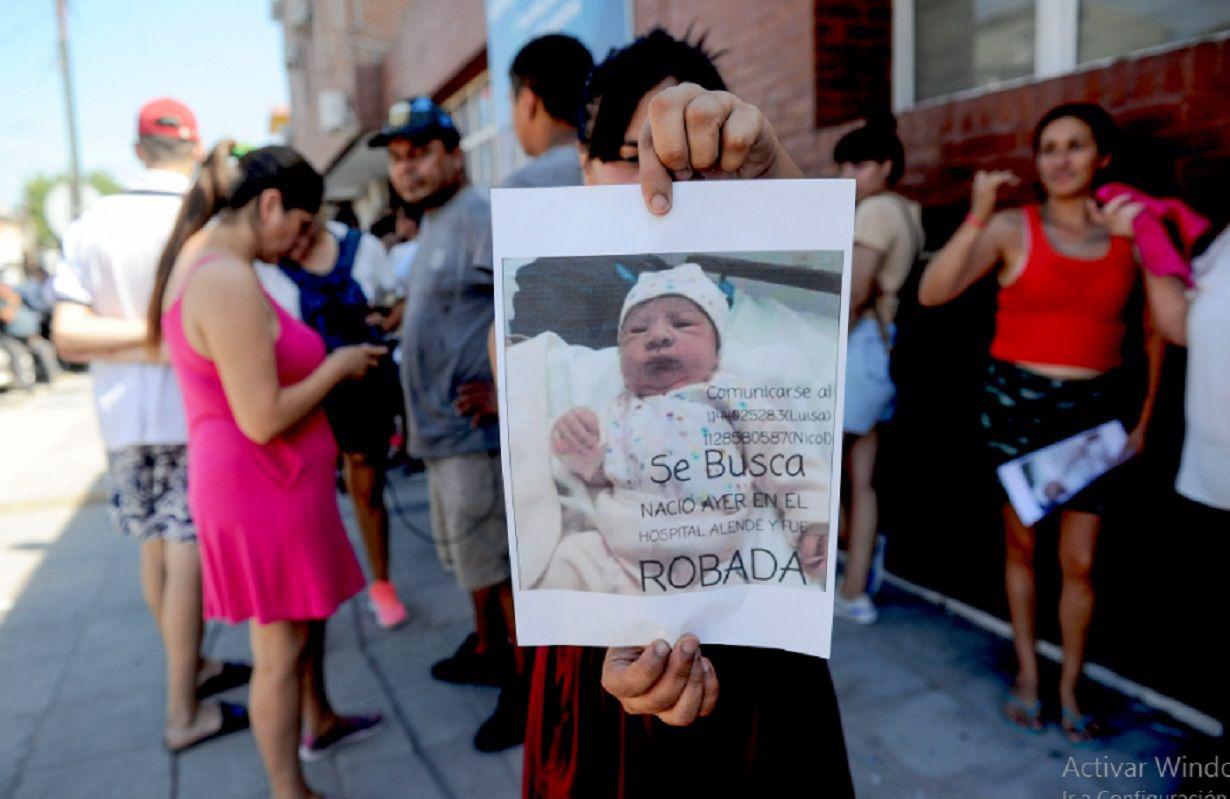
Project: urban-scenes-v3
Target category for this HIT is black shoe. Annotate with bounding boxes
[430,633,510,687]
[473,681,527,753]
[195,661,253,700]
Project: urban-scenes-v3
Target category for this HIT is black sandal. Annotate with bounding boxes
[165,701,250,754]
[195,661,253,700]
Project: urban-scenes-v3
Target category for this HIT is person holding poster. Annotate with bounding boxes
[517,30,854,798]
[918,103,1163,743]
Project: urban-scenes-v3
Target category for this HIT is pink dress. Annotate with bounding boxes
[163,255,365,623]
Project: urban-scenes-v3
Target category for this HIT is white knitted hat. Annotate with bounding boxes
[618,263,729,339]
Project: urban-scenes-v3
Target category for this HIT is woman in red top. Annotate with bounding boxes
[919,103,1162,743]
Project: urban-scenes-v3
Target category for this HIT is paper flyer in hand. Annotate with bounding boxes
[491,180,854,658]
[997,420,1129,527]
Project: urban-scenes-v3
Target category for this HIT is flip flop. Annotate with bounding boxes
[195,661,252,700]
[1002,693,1044,734]
[165,701,250,754]
[1061,708,1103,746]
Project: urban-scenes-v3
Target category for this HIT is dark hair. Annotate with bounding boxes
[832,113,906,186]
[510,34,594,127]
[580,28,726,162]
[1031,102,1118,156]
[147,142,323,342]
[396,201,423,225]
[138,135,197,166]
[332,200,360,228]
[369,212,396,239]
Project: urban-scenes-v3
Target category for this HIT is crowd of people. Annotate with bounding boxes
[44,25,1227,799]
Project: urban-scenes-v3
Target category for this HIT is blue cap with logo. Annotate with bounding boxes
[369,96,459,148]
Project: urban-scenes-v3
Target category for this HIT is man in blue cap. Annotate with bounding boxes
[370,97,523,751]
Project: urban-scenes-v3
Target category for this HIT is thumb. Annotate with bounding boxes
[638,121,673,216]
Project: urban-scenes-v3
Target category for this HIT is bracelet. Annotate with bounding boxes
[964,212,987,229]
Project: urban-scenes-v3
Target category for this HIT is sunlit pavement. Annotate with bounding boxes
[0,378,1205,798]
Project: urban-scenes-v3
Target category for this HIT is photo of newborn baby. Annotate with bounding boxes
[500,254,842,596]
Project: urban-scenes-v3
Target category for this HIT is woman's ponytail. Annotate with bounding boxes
[146,140,237,343]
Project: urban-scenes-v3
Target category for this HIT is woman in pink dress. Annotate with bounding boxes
[148,143,386,799]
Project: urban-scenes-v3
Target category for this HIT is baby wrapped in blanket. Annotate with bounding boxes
[544,263,830,594]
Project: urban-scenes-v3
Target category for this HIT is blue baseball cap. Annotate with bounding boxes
[369,96,460,148]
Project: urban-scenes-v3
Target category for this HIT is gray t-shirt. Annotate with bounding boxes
[399,185,497,459]
[501,143,583,189]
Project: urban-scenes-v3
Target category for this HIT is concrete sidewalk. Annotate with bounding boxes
[0,378,1214,798]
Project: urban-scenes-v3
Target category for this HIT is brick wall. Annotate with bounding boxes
[383,0,487,107]
[280,0,411,170]
[898,38,1230,231]
[636,3,1228,236]
[634,0,858,178]
[814,0,892,127]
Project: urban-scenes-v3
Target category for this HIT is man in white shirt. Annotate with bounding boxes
[51,99,250,752]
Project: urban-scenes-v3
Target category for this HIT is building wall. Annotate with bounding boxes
[383,0,487,106]
[633,0,858,178]
[636,3,1228,235]
[280,0,412,170]
[899,37,1230,230]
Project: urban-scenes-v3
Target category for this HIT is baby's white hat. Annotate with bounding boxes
[618,263,730,339]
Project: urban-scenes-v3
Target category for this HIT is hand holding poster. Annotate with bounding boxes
[492,180,854,657]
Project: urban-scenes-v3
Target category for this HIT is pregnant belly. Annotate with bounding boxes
[189,413,338,495]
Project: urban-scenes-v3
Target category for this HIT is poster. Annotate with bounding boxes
[997,420,1129,527]
[491,180,854,658]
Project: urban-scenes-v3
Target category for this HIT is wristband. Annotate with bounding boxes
[964,213,987,229]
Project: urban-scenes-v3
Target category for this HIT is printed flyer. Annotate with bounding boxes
[491,180,854,657]
[997,420,1129,527]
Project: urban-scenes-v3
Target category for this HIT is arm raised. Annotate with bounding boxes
[919,170,1019,306]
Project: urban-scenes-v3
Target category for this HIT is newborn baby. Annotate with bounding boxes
[548,263,828,594]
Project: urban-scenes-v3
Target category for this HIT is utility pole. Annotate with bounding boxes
[55,0,83,217]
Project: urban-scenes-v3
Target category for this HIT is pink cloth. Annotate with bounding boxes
[1096,182,1210,288]
[163,255,364,623]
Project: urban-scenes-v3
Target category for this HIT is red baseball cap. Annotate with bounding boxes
[137,98,200,142]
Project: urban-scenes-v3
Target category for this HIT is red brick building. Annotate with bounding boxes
[275,0,1229,231]
[274,0,1230,730]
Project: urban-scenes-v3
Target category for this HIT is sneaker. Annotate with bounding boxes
[473,681,527,753]
[298,713,385,762]
[834,591,879,625]
[368,581,409,630]
[430,633,511,687]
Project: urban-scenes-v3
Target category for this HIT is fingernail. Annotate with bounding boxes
[701,658,711,674]
[680,637,699,656]
[650,194,669,214]
[652,640,670,657]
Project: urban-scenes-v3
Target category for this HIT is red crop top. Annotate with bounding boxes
[990,204,1138,372]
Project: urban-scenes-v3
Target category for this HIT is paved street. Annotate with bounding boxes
[0,377,1210,798]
